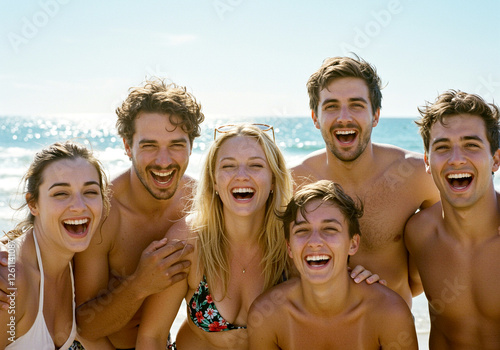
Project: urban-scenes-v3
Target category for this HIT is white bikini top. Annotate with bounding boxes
[6,232,77,349]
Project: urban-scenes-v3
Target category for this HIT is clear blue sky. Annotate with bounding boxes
[1,0,499,118]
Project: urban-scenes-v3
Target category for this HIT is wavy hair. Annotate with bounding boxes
[7,141,111,239]
[416,89,500,154]
[279,180,363,240]
[116,78,205,146]
[190,124,293,294]
[307,55,383,115]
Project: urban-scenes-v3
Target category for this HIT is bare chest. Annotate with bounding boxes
[347,174,422,251]
[417,240,500,320]
[108,210,184,277]
[278,313,380,350]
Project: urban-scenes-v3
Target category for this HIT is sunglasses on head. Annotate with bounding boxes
[213,123,275,142]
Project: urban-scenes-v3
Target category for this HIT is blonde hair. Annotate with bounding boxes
[190,124,293,294]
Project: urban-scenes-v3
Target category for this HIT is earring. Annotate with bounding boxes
[270,190,273,194]
[216,191,219,196]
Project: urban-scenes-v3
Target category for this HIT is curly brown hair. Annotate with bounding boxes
[116,78,205,146]
[416,90,500,155]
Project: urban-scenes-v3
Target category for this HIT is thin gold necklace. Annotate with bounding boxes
[233,248,260,274]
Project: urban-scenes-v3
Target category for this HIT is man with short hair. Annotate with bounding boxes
[406,90,500,348]
[75,79,205,349]
[248,180,417,349]
[291,56,439,306]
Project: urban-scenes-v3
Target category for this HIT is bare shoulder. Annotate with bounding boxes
[361,282,412,321]
[177,174,197,199]
[289,149,327,188]
[250,278,299,320]
[374,143,427,174]
[164,215,194,242]
[375,144,439,206]
[404,202,442,247]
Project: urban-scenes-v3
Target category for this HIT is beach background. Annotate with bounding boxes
[4,113,498,348]
[2,1,500,349]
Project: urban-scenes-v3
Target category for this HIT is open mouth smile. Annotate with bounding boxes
[305,254,332,268]
[63,218,89,236]
[151,169,175,186]
[335,130,357,144]
[231,187,255,200]
[446,172,473,190]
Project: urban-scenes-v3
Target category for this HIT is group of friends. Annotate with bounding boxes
[0,55,499,350]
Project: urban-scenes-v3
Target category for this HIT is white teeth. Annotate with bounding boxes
[64,219,88,225]
[152,170,173,177]
[306,255,330,262]
[335,130,356,135]
[447,173,472,179]
[232,188,255,193]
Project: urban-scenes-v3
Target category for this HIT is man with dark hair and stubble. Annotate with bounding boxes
[74,78,204,349]
[291,56,439,307]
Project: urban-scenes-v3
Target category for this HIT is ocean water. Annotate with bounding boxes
[3,113,493,345]
[0,114,433,233]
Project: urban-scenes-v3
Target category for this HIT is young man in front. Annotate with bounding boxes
[291,56,439,306]
[406,90,500,349]
[74,79,205,349]
[248,180,417,349]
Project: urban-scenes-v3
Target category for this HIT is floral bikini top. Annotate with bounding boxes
[188,275,246,332]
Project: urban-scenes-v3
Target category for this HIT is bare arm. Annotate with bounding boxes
[75,234,192,340]
[408,253,423,297]
[135,273,188,349]
[404,213,425,298]
[379,294,418,349]
[247,299,281,350]
[408,157,438,296]
[136,219,194,349]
